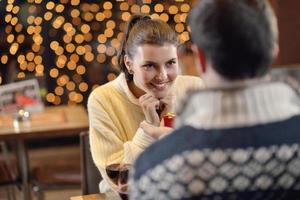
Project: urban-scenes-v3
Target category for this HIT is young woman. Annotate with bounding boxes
[87,14,202,195]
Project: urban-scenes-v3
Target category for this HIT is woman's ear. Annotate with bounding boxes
[191,44,206,73]
[124,55,133,74]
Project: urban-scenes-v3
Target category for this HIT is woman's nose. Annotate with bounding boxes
[156,67,167,80]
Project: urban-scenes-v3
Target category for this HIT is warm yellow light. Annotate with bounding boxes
[181,3,190,12]
[7,34,14,43]
[83,12,94,22]
[44,11,53,21]
[46,1,55,10]
[180,13,188,22]
[66,81,76,91]
[11,17,18,26]
[26,52,34,62]
[76,94,83,103]
[57,75,69,86]
[35,0,42,4]
[107,73,117,81]
[33,34,43,45]
[12,6,20,14]
[20,62,27,70]
[50,41,59,50]
[84,33,93,42]
[79,82,88,92]
[55,46,64,55]
[70,54,79,63]
[29,5,37,14]
[121,12,131,21]
[97,34,107,44]
[5,26,13,34]
[27,26,35,35]
[103,1,113,10]
[16,34,25,44]
[131,4,140,13]
[97,44,106,54]
[111,56,118,67]
[71,9,80,18]
[63,35,72,44]
[68,91,77,101]
[17,55,26,64]
[96,54,106,63]
[104,29,114,38]
[46,93,55,103]
[75,34,84,44]
[180,31,190,42]
[6,5,13,12]
[67,61,77,70]
[71,0,80,6]
[55,86,64,96]
[90,4,100,13]
[34,26,42,34]
[8,0,15,4]
[95,12,105,21]
[76,65,86,75]
[27,16,35,24]
[117,32,124,41]
[84,45,92,52]
[120,2,129,11]
[53,96,61,105]
[17,72,26,79]
[66,43,75,53]
[50,68,59,78]
[141,5,150,14]
[34,55,42,64]
[106,20,116,29]
[52,16,65,29]
[151,13,160,19]
[34,17,43,25]
[160,13,169,22]
[84,52,94,62]
[111,39,120,49]
[1,55,8,64]
[103,10,112,18]
[27,62,35,71]
[32,44,41,52]
[10,43,19,55]
[154,4,164,13]
[56,55,67,68]
[0,76,2,85]
[55,4,65,13]
[168,5,178,15]
[15,23,23,32]
[35,64,44,74]
[76,46,85,55]
[174,14,181,23]
[5,14,12,23]
[175,23,185,33]
[81,24,90,33]
[106,47,115,56]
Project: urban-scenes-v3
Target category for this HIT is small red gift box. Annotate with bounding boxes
[163,112,175,128]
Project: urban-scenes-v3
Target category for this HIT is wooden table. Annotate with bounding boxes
[0,105,89,200]
[70,194,105,200]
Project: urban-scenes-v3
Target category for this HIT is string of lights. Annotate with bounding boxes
[0,0,193,106]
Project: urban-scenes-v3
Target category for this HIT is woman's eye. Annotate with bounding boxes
[142,64,154,69]
[167,60,176,67]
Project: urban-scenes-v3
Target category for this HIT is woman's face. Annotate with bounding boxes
[127,43,179,99]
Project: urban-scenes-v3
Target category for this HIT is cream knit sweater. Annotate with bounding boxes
[87,73,202,194]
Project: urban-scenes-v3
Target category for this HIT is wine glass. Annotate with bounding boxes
[105,162,132,200]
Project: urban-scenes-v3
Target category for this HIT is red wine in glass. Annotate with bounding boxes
[106,164,131,200]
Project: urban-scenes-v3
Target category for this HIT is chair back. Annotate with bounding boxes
[80,131,102,195]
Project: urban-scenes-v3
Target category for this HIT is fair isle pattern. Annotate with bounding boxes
[130,144,300,200]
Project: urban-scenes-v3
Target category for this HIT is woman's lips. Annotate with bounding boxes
[150,82,169,90]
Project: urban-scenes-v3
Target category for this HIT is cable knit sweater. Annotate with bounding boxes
[87,73,202,194]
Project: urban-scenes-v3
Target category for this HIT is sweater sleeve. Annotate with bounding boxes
[87,91,155,191]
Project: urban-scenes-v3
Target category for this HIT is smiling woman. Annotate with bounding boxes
[87,14,203,198]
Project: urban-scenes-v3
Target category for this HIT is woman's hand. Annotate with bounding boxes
[140,121,173,139]
[159,92,175,118]
[139,93,160,126]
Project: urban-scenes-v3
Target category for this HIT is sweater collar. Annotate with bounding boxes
[176,81,300,129]
[113,73,140,106]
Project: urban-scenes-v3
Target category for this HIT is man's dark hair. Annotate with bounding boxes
[189,0,275,80]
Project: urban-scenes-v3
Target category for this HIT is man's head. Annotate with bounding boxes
[189,0,278,81]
